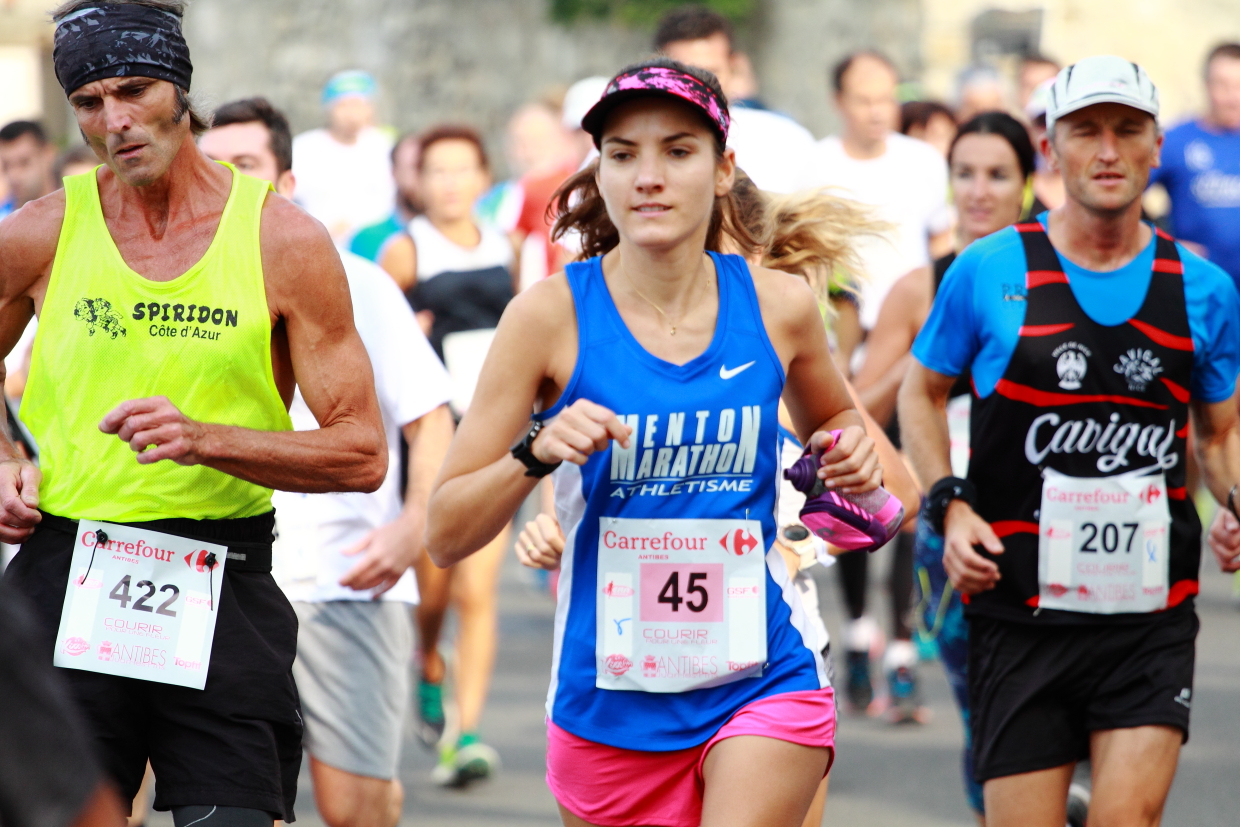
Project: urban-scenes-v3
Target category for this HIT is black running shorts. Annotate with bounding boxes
[3,517,302,821]
[968,607,1197,783]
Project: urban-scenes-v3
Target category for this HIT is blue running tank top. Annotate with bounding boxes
[540,252,828,751]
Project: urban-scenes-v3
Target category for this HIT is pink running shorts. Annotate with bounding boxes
[546,687,836,827]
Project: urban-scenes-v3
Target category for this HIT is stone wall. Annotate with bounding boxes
[750,0,923,138]
[183,0,650,172]
[182,0,923,175]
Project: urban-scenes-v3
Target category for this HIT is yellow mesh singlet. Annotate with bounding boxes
[22,163,292,521]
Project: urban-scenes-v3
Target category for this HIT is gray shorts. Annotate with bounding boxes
[292,601,413,779]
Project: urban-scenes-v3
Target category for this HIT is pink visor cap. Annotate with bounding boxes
[581,63,730,149]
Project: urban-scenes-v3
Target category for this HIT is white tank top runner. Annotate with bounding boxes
[407,215,513,280]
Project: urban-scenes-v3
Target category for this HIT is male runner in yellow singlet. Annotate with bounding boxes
[0,3,385,827]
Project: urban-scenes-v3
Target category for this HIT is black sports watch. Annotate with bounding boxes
[511,420,562,478]
[926,476,978,535]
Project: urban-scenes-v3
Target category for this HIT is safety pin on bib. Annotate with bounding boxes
[80,529,108,584]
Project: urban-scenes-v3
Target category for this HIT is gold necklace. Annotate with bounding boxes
[621,265,703,336]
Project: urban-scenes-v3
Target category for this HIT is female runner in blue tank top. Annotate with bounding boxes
[427,60,886,827]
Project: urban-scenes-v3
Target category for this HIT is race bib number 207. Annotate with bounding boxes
[1037,469,1171,614]
[53,521,227,690]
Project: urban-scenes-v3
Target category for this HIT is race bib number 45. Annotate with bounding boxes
[596,517,767,693]
[1037,469,1171,614]
[53,521,227,689]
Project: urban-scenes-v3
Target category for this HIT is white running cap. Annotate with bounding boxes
[562,76,610,131]
[1046,55,1159,133]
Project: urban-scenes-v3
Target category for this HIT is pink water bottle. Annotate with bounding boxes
[782,431,904,553]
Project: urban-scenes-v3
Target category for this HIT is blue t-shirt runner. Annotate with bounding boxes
[1149,119,1240,291]
[347,213,403,263]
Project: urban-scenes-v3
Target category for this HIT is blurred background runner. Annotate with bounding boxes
[1025,78,1068,215]
[349,133,424,265]
[0,120,57,221]
[813,49,952,718]
[854,110,1037,818]
[475,93,581,289]
[379,124,515,787]
[0,578,128,827]
[953,65,1008,124]
[900,100,957,159]
[816,51,953,343]
[200,95,455,827]
[1149,43,1240,292]
[655,5,821,195]
[1017,54,1062,111]
[293,70,396,242]
[0,120,58,403]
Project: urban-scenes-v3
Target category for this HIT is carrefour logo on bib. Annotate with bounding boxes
[608,406,761,499]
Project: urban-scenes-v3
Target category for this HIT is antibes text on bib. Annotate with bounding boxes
[597,517,767,692]
[1037,468,1171,614]
[54,521,227,689]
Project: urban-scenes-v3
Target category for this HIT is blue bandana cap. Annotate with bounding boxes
[322,70,377,107]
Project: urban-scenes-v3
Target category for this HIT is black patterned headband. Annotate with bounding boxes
[53,3,193,95]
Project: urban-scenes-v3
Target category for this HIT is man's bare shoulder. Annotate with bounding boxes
[0,191,67,259]
[257,192,348,310]
[258,191,337,262]
[0,190,67,294]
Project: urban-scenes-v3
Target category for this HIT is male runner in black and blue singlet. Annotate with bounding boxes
[901,55,1240,827]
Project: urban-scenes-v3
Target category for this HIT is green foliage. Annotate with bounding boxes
[549,0,754,27]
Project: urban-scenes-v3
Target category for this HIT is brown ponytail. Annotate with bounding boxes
[730,170,890,303]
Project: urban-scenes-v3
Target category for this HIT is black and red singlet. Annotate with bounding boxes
[965,222,1200,623]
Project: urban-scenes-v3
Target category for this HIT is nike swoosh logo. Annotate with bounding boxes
[719,361,756,380]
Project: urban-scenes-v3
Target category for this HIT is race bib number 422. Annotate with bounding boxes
[596,517,767,693]
[53,521,227,690]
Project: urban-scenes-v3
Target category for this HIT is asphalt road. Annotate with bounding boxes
[143,539,1240,827]
[814,550,1240,826]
